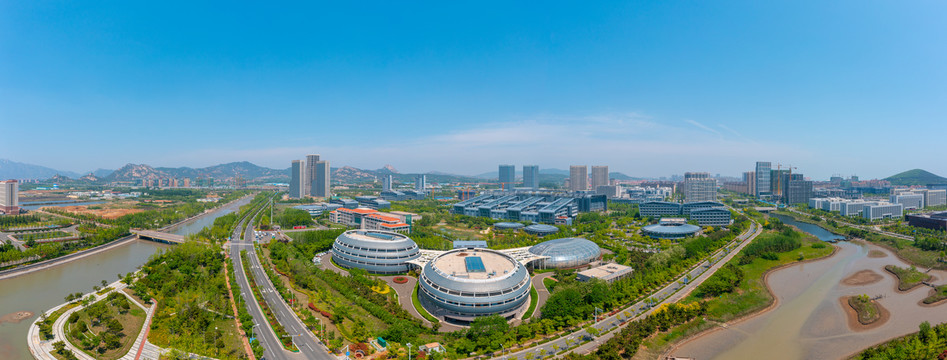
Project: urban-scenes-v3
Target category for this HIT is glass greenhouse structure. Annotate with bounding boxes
[528,237,601,269]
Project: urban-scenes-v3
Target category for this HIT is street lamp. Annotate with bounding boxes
[407,342,412,360]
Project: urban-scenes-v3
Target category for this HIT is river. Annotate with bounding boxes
[671,212,947,359]
[0,196,252,360]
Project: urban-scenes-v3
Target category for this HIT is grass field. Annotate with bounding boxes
[923,285,947,304]
[884,265,931,291]
[436,225,486,240]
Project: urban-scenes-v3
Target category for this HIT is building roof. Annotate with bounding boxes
[379,223,409,228]
[524,224,559,234]
[337,207,378,214]
[528,237,600,263]
[642,223,701,235]
[494,222,525,230]
[578,263,634,281]
[430,249,518,281]
[367,213,401,222]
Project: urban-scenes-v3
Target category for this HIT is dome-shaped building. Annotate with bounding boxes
[418,249,531,323]
[642,219,701,240]
[494,222,525,230]
[528,237,601,269]
[524,224,559,236]
[332,230,420,274]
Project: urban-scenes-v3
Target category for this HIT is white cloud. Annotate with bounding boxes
[160,113,812,177]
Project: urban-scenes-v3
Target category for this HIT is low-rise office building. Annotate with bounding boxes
[449,191,606,224]
[906,212,947,230]
[890,193,924,210]
[329,207,416,233]
[640,201,730,226]
[639,202,682,217]
[863,203,903,221]
[292,203,343,216]
[690,207,732,226]
[577,263,634,283]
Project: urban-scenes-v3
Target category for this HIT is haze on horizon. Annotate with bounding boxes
[2,2,946,180]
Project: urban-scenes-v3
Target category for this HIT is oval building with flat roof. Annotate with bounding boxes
[418,248,531,323]
[331,230,420,274]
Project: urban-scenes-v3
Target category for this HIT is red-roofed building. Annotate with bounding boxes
[329,207,412,233]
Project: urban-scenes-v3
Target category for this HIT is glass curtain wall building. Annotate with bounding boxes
[527,237,601,269]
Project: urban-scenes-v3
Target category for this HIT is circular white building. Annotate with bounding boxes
[528,237,601,269]
[494,222,525,230]
[524,224,559,236]
[418,248,531,323]
[331,230,420,274]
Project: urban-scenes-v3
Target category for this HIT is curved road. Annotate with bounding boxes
[497,220,762,360]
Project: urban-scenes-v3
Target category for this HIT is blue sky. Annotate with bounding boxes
[2,1,946,179]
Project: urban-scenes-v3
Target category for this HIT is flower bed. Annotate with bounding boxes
[393,276,409,284]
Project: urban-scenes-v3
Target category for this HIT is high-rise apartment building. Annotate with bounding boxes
[755,162,772,199]
[786,178,814,205]
[304,154,319,197]
[523,165,539,190]
[570,165,588,192]
[382,174,393,191]
[290,160,303,198]
[591,166,609,189]
[314,160,330,198]
[416,174,426,191]
[683,172,717,203]
[0,180,19,214]
[304,154,330,198]
[498,164,516,191]
[743,171,756,196]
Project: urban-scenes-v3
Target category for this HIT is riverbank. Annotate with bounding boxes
[0,195,252,281]
[670,237,947,360]
[647,233,837,360]
[775,210,946,270]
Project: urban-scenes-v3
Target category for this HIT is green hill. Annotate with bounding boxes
[885,169,947,186]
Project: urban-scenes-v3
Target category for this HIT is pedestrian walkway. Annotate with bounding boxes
[27,279,158,360]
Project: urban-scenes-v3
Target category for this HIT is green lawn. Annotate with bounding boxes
[923,285,947,305]
[523,286,539,319]
[411,284,440,324]
[884,265,931,291]
[542,278,557,292]
[700,236,833,322]
[65,293,145,360]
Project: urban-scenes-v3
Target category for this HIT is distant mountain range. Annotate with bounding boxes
[885,169,947,186]
[4,159,651,185]
[0,159,81,179]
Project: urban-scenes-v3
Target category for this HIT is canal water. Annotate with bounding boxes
[771,213,845,242]
[673,213,947,359]
[0,196,251,360]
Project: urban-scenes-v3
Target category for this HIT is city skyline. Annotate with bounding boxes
[3,2,947,178]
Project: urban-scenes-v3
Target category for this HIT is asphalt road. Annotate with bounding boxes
[497,220,763,360]
[230,199,335,360]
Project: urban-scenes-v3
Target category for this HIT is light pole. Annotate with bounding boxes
[407,342,412,360]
